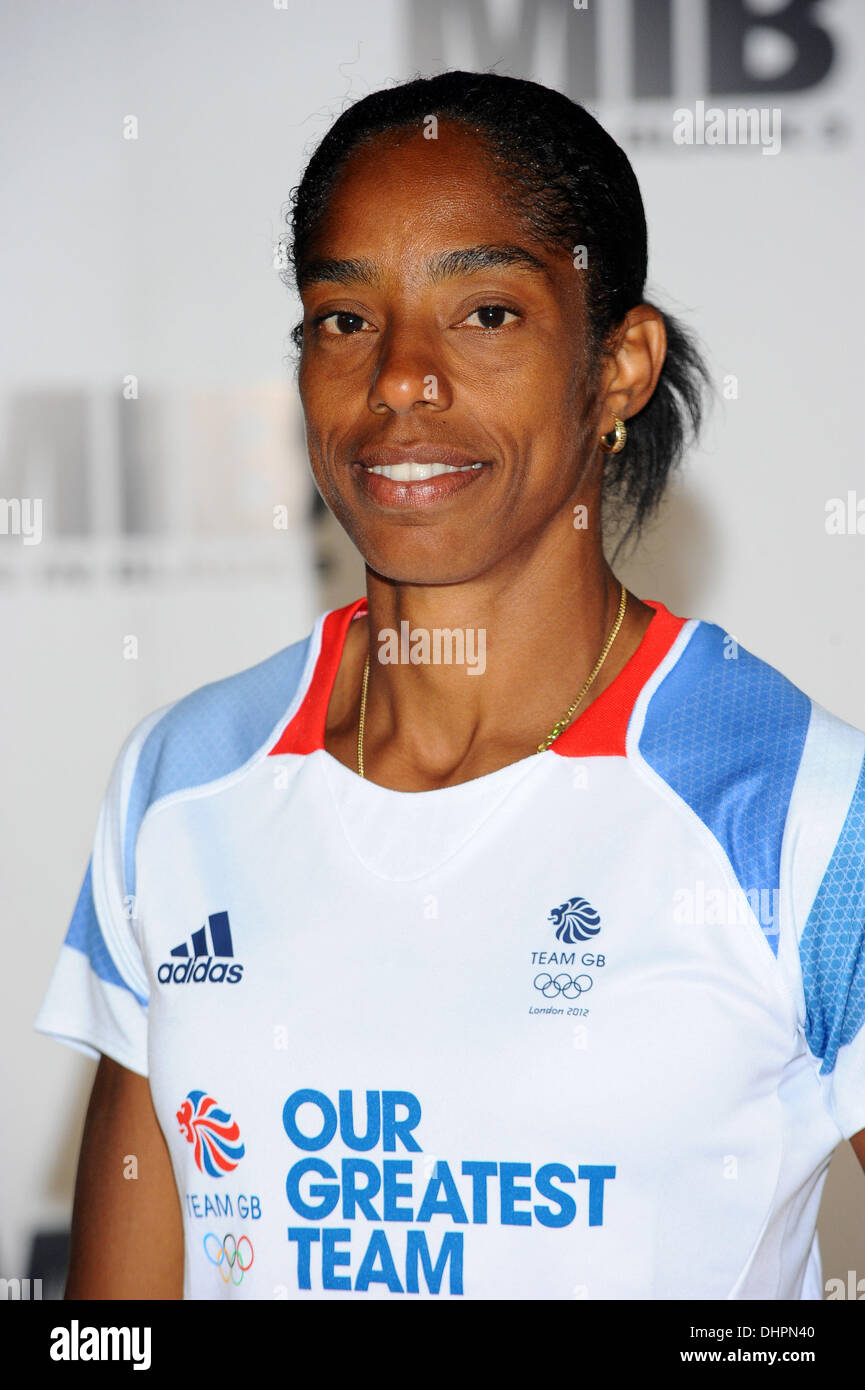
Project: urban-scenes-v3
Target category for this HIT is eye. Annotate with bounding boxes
[460,304,520,330]
[316,311,373,336]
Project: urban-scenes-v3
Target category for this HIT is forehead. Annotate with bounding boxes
[305,122,560,271]
[328,121,504,201]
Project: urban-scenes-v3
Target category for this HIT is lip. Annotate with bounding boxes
[351,443,491,509]
[354,443,487,470]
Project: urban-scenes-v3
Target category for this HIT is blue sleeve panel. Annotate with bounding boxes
[64,857,148,1005]
[799,751,865,1075]
[640,619,865,1076]
[639,621,811,959]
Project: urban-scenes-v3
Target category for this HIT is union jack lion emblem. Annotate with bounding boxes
[176,1090,245,1177]
[548,896,601,944]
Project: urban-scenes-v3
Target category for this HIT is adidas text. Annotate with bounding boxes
[157,959,243,984]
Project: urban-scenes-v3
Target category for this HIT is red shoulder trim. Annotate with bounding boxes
[550,599,687,758]
[268,595,686,761]
[268,597,367,756]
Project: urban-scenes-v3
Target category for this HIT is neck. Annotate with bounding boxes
[326,535,655,791]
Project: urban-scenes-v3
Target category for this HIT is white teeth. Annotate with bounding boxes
[363,461,485,479]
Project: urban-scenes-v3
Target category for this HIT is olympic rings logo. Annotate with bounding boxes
[203,1232,254,1285]
[533,971,593,1000]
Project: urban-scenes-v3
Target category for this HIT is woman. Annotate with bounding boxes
[36,71,865,1300]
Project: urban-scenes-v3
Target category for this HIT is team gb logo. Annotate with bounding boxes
[548,896,602,944]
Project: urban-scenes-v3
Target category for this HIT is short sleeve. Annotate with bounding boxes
[34,705,170,1078]
[788,714,865,1139]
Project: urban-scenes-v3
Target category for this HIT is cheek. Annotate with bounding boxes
[298,373,334,450]
[486,370,581,454]
[300,364,365,455]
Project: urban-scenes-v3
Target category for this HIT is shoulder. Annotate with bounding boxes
[635,613,865,935]
[639,613,862,790]
[112,613,329,832]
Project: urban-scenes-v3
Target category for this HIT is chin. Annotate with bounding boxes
[359,547,487,588]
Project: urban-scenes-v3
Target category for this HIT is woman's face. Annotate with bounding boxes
[297,121,605,587]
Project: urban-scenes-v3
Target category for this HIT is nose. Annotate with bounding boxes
[367,322,452,415]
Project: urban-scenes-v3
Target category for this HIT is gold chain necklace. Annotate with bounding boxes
[357,582,627,778]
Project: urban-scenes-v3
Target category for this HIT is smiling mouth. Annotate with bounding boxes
[360,461,486,480]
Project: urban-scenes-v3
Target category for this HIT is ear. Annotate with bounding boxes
[597,305,667,433]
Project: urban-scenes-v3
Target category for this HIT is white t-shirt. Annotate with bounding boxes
[35,597,865,1299]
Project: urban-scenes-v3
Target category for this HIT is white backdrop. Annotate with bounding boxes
[2,0,863,1293]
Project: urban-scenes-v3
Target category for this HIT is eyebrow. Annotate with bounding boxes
[297,243,551,291]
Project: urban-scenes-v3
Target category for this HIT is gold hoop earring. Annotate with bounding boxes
[600,416,627,454]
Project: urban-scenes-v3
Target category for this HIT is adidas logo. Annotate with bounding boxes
[157,911,244,985]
